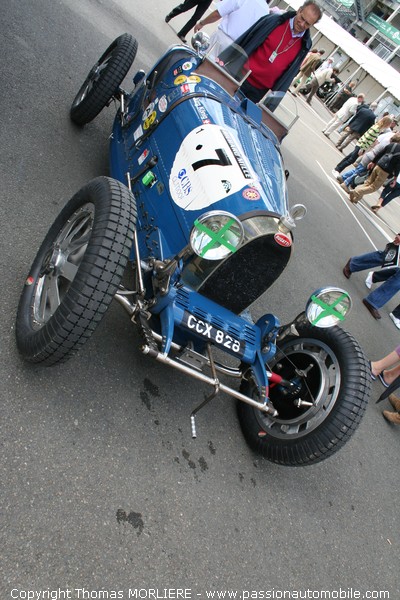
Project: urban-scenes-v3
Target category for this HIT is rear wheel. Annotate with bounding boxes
[16,177,137,365]
[70,33,138,125]
[237,324,370,466]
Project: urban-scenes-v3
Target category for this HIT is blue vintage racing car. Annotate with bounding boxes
[16,34,370,465]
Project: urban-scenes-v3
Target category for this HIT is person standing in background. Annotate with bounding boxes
[335,130,399,190]
[302,66,339,104]
[349,139,400,204]
[219,1,322,105]
[165,0,212,43]
[335,101,377,151]
[371,173,400,213]
[329,80,356,111]
[365,270,400,329]
[323,93,365,137]
[343,233,400,319]
[332,116,393,178]
[194,0,270,53]
[289,47,325,93]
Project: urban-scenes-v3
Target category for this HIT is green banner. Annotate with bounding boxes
[338,0,354,8]
[367,13,400,45]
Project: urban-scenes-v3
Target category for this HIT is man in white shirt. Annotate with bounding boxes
[323,93,365,137]
[194,0,270,53]
[301,66,339,105]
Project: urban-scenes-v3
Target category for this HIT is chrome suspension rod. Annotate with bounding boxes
[141,345,277,416]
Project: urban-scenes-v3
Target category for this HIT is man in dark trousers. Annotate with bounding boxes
[335,101,377,151]
[219,1,322,107]
[329,80,356,111]
[165,0,212,43]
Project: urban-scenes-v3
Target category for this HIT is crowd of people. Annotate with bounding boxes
[326,97,400,425]
[162,0,400,425]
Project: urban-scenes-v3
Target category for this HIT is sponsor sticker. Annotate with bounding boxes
[174,75,187,85]
[143,111,157,130]
[242,187,260,201]
[180,84,190,94]
[187,75,201,84]
[158,95,168,113]
[222,180,232,194]
[193,98,211,124]
[134,125,143,141]
[142,102,155,121]
[182,61,193,71]
[274,232,292,247]
[138,148,150,165]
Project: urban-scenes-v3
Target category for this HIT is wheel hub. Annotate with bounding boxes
[41,245,65,276]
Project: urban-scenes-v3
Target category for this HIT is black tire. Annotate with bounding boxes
[70,33,138,125]
[237,324,370,466]
[16,177,137,365]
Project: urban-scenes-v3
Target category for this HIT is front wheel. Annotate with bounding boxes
[237,324,370,466]
[70,33,138,125]
[16,177,137,365]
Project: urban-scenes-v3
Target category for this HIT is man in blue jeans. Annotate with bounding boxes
[365,268,400,328]
[343,233,400,319]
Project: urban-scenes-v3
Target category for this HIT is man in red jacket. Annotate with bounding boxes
[220,1,322,106]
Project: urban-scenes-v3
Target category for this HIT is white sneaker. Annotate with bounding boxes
[365,271,374,289]
[332,169,340,179]
[390,313,400,329]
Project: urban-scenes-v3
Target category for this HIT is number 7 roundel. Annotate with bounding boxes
[169,124,260,211]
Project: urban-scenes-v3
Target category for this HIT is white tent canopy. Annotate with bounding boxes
[285,0,400,101]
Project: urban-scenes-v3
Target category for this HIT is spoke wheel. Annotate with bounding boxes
[16,177,137,365]
[32,203,94,330]
[237,324,370,466]
[70,34,138,125]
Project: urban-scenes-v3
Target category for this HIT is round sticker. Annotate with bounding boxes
[182,61,193,71]
[174,75,187,85]
[274,232,292,247]
[242,187,260,201]
[143,111,157,130]
[158,95,168,113]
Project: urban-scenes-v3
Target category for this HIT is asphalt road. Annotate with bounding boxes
[1,0,398,597]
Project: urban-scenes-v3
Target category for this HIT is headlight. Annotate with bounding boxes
[306,287,352,328]
[190,211,244,260]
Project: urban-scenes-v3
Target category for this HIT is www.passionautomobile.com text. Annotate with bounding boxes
[9,587,391,599]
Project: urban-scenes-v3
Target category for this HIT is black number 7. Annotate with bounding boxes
[192,148,232,171]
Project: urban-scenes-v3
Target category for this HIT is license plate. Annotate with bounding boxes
[182,311,245,356]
